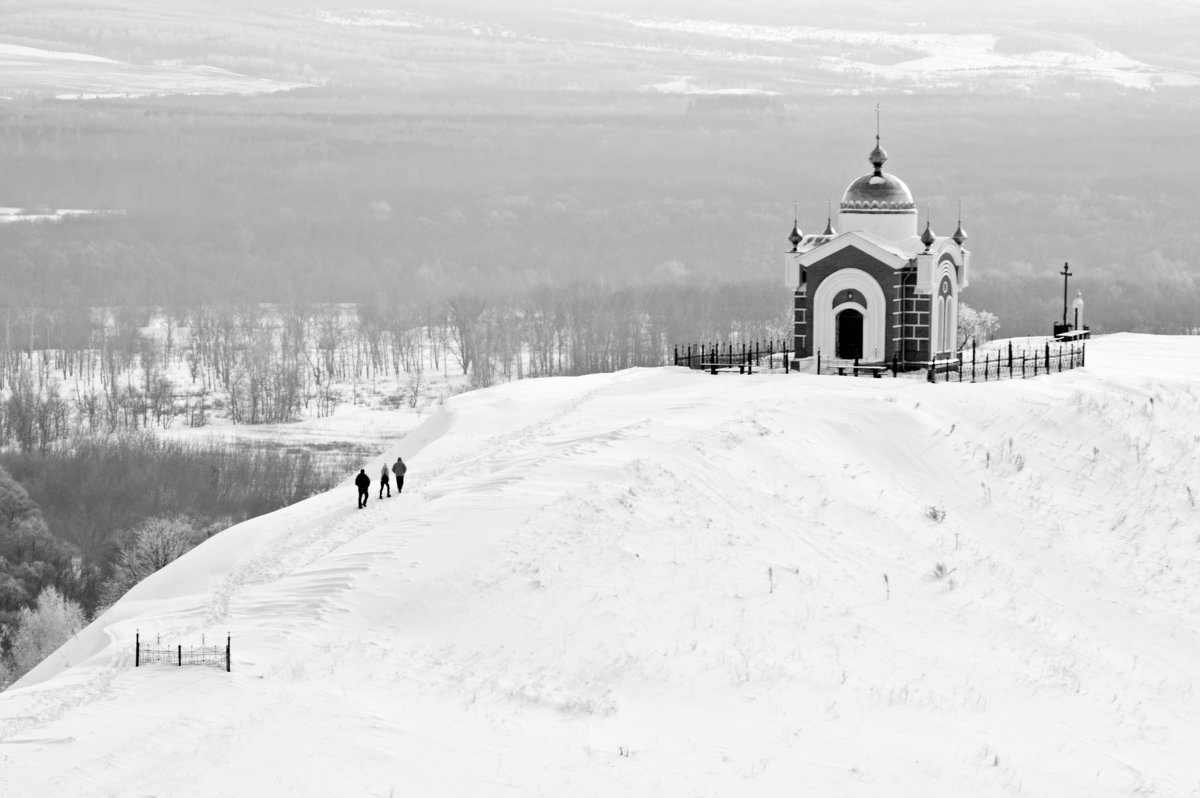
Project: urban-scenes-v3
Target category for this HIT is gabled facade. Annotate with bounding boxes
[785,135,970,367]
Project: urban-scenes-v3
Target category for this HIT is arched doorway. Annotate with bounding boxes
[836,309,864,360]
[812,269,887,363]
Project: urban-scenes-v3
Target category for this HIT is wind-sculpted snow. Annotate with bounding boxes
[2,334,1199,796]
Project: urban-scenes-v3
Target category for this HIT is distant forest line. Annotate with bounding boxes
[0,282,787,451]
[2,89,1199,338]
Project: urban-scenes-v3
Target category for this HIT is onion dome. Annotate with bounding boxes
[869,139,888,175]
[788,221,803,251]
[840,136,916,213]
[823,217,836,236]
[921,220,935,251]
[952,220,967,246]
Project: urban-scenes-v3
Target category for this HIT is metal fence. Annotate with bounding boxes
[136,631,230,672]
[673,340,792,374]
[928,340,1086,383]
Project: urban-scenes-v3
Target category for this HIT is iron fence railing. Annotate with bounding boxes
[673,340,792,374]
[136,631,230,672]
[927,340,1086,383]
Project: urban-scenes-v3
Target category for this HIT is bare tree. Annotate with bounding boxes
[447,293,486,376]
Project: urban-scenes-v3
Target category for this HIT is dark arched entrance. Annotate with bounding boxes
[836,309,864,360]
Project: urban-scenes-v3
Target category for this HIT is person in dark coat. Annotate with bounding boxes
[355,468,370,508]
[379,463,391,499]
[393,457,407,493]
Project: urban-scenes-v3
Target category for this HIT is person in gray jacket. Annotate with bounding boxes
[393,457,407,493]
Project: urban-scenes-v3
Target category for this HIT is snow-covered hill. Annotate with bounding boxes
[2,333,1198,796]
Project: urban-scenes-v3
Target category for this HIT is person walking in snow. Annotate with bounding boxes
[379,462,391,499]
[355,468,371,509]
[393,456,407,493]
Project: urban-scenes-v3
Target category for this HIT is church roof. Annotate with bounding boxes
[841,172,916,212]
[796,228,963,268]
[840,134,916,213]
[797,230,914,269]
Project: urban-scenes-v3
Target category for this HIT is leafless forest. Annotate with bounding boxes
[0,281,785,446]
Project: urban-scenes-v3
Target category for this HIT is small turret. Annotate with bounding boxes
[921,221,935,251]
[788,221,803,251]
[788,200,803,251]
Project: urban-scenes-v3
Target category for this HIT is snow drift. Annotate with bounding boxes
[2,333,1198,796]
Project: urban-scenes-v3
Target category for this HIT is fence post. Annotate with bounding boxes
[971,340,976,383]
[958,351,963,382]
[892,353,899,377]
[226,635,231,673]
[177,644,182,667]
[1045,342,1051,372]
[135,631,140,668]
[853,355,859,376]
[1008,341,1013,379]
[783,350,789,372]
[817,350,821,375]
[1081,342,1086,367]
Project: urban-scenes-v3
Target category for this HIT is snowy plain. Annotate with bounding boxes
[0,42,304,99]
[1,332,1199,797]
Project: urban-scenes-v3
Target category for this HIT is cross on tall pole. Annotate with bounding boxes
[1060,262,1073,326]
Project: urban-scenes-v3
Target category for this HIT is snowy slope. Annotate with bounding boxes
[2,333,1199,796]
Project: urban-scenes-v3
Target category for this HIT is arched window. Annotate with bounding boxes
[937,275,955,355]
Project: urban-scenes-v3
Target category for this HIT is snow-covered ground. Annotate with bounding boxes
[611,15,1200,91]
[2,332,1198,796]
[0,42,305,99]
[0,207,124,224]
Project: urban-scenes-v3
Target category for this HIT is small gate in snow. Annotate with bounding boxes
[136,631,230,672]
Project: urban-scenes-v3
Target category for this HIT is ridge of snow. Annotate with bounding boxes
[2,334,1199,795]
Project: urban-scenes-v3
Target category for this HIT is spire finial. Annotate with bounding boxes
[822,199,836,236]
[921,204,935,251]
[953,199,968,245]
[869,104,887,175]
[788,200,802,251]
